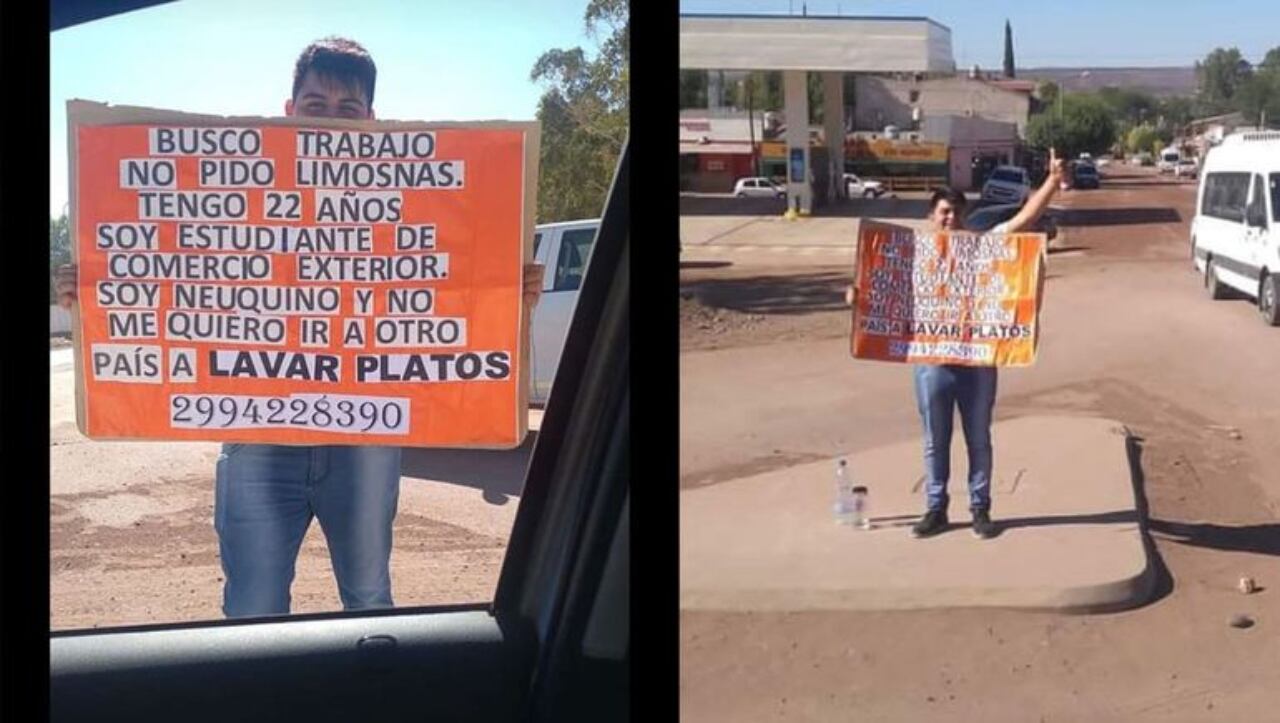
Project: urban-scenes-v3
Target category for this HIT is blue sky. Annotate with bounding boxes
[51,0,599,216]
[680,1,1280,69]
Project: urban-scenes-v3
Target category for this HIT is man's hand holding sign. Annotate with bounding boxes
[847,149,1065,540]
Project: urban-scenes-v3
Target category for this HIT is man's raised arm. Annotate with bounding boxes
[1004,147,1066,234]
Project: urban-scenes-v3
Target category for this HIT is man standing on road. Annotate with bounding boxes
[56,37,544,617]
[848,149,1065,539]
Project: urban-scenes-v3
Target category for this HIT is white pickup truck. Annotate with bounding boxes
[530,218,599,404]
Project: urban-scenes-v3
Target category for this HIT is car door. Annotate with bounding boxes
[531,222,598,405]
[1206,172,1254,294]
[1244,173,1270,292]
[1198,173,1233,272]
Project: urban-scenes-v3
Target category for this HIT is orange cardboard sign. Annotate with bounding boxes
[69,101,538,448]
[851,221,1044,367]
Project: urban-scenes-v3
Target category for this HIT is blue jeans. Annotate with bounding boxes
[912,365,997,512]
[214,444,402,618]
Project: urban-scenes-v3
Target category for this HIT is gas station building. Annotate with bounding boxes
[680,14,957,211]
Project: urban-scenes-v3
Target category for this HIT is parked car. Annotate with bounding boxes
[531,218,599,405]
[980,165,1031,205]
[965,202,1058,241]
[732,176,785,198]
[1174,159,1198,179]
[1157,146,1181,174]
[843,172,886,198]
[1191,130,1280,325]
[1072,163,1100,189]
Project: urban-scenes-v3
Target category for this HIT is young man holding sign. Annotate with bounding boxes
[57,37,544,618]
[848,150,1065,539]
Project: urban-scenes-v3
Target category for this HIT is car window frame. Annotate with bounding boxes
[495,141,629,633]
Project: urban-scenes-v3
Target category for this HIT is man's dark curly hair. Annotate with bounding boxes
[929,186,967,211]
[292,36,377,106]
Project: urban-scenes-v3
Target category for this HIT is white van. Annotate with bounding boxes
[530,219,599,403]
[1158,146,1181,174]
[1191,131,1280,325]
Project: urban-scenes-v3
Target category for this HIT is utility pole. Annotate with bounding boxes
[747,76,759,177]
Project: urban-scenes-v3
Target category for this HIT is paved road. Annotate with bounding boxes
[678,191,1080,267]
[680,166,1280,721]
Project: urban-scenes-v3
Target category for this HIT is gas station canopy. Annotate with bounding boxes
[679,14,954,73]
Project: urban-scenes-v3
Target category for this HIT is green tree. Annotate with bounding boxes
[1035,80,1060,108]
[530,0,628,223]
[1003,20,1016,79]
[1196,47,1252,105]
[1261,46,1280,72]
[1237,65,1280,127]
[1096,86,1157,126]
[722,71,784,111]
[1156,96,1196,129]
[50,215,72,303]
[720,72,742,108]
[807,71,824,124]
[679,70,707,109]
[1234,46,1280,127]
[1025,93,1117,158]
[1125,124,1160,155]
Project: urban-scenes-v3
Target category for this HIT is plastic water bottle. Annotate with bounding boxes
[851,485,871,530]
[833,460,854,525]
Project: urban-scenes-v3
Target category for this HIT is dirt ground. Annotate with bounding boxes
[680,269,851,351]
[49,360,527,630]
[680,167,1280,721]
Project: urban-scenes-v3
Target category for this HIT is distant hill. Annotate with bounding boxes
[1018,67,1197,97]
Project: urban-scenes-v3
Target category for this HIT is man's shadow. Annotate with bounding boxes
[399,431,537,505]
